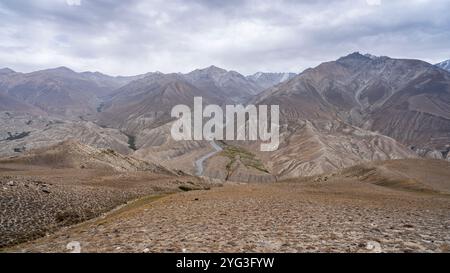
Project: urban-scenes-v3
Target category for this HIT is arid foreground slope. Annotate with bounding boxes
[6,159,450,253]
[0,141,215,248]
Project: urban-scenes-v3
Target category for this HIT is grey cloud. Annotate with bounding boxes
[0,0,449,75]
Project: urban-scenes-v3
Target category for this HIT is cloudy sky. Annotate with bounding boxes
[0,0,449,76]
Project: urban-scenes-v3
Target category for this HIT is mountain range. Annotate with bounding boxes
[256,53,450,151]
[1,53,449,180]
[0,67,146,118]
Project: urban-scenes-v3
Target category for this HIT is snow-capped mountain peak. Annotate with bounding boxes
[247,72,297,89]
[436,59,450,71]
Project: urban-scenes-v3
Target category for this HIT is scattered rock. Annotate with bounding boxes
[66,241,81,253]
[366,241,382,253]
[403,242,426,251]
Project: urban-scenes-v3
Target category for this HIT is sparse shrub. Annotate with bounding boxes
[179,185,193,191]
[55,211,82,224]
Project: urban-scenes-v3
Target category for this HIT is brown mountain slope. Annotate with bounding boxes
[0,67,146,118]
[310,159,450,194]
[98,73,226,133]
[79,71,153,97]
[255,53,450,153]
[237,119,417,178]
[0,67,101,117]
[0,140,171,174]
[0,94,46,115]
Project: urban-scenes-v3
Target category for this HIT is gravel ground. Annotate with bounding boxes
[8,180,450,253]
[0,170,212,248]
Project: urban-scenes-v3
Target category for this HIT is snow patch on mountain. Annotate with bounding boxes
[247,72,297,89]
[436,60,450,71]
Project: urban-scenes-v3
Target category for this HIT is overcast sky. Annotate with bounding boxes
[0,0,449,76]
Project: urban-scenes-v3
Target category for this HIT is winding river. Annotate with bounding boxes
[195,140,223,176]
